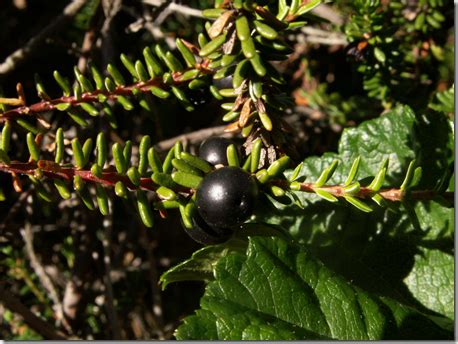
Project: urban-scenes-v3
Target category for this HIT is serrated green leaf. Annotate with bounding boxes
[292,106,452,189]
[254,105,454,315]
[404,248,454,320]
[176,237,451,340]
[162,224,292,290]
[160,244,242,290]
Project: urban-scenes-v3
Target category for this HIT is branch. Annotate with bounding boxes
[154,111,333,151]
[139,228,165,339]
[143,0,340,24]
[133,0,203,49]
[0,64,212,122]
[0,160,451,204]
[0,161,154,191]
[274,180,454,202]
[21,223,72,334]
[0,285,68,339]
[0,0,88,75]
[300,27,347,46]
[100,215,121,339]
[62,226,97,329]
[0,160,190,194]
[142,0,204,19]
[99,0,123,65]
[154,125,233,151]
[310,4,344,26]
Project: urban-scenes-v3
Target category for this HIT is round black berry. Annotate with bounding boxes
[182,211,233,245]
[196,167,258,228]
[199,137,239,166]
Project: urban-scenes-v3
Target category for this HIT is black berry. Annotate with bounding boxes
[182,211,233,245]
[199,137,239,166]
[196,167,258,228]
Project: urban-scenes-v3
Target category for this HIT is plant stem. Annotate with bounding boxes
[21,222,73,334]
[274,180,453,202]
[0,0,88,75]
[0,161,192,193]
[0,64,212,122]
[100,215,121,339]
[0,284,69,339]
[0,161,452,203]
[154,125,231,151]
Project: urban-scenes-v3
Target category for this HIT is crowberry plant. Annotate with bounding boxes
[0,0,454,340]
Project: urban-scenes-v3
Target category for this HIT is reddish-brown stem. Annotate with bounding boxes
[0,63,213,122]
[2,161,451,203]
[273,180,454,202]
[0,161,190,194]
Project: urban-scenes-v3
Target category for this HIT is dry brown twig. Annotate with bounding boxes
[311,4,344,25]
[98,0,123,64]
[139,228,165,339]
[137,1,345,48]
[0,0,88,75]
[0,284,68,339]
[141,0,342,24]
[100,215,121,339]
[62,222,96,330]
[154,125,233,151]
[300,27,347,46]
[141,6,177,49]
[142,0,205,18]
[21,222,73,334]
[127,0,200,49]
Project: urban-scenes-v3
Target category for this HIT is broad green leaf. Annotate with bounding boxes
[294,105,453,188]
[252,105,454,320]
[175,237,452,340]
[160,243,245,290]
[254,197,453,307]
[175,309,218,339]
[404,248,454,319]
[414,200,454,242]
[160,224,292,289]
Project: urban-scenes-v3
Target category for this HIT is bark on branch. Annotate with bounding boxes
[0,0,88,75]
[0,285,67,339]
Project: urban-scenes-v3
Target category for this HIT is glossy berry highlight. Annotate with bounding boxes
[196,166,258,229]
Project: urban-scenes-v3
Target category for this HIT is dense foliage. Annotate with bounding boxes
[0,0,454,340]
